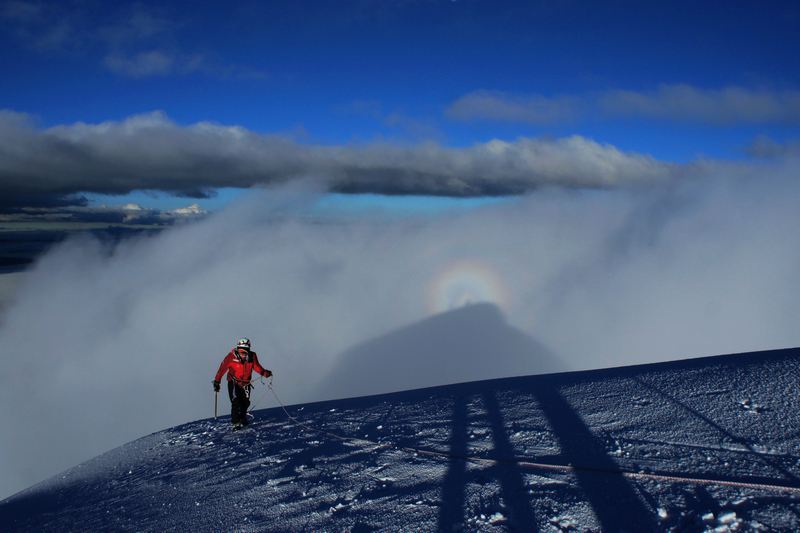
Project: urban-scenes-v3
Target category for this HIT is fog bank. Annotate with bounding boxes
[1,160,800,498]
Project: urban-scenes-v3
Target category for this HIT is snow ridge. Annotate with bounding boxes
[2,347,800,532]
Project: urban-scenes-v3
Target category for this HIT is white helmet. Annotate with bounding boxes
[237,338,251,350]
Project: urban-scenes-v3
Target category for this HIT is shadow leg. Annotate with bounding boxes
[533,383,657,532]
[483,390,540,531]
[437,396,469,532]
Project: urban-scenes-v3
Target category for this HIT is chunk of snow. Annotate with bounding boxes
[488,512,506,524]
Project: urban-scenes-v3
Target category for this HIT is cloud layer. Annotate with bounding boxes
[0,110,679,207]
[449,85,800,126]
[2,157,800,498]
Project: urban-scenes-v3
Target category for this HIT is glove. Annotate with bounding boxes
[212,380,220,392]
[264,370,273,378]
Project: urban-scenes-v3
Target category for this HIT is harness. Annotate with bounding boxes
[229,352,254,399]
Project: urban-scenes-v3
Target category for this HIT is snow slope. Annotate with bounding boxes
[2,348,800,532]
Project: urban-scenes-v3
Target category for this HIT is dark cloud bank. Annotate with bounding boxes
[0,109,678,213]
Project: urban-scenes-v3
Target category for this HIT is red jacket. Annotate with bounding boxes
[215,350,271,384]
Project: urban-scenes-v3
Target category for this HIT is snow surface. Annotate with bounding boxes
[2,348,800,532]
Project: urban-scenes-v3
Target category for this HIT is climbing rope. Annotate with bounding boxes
[247,375,273,413]
[260,382,800,495]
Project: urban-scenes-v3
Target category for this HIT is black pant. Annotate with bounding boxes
[227,381,250,424]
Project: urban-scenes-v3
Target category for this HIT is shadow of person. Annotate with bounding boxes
[313,303,664,530]
[315,302,565,402]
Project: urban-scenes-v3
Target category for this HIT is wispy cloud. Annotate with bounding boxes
[95,4,181,78]
[102,50,177,77]
[0,0,83,52]
[0,110,679,211]
[447,84,800,126]
[335,100,443,141]
[745,135,800,158]
[446,90,584,125]
[96,3,174,47]
[1,1,265,79]
[600,84,800,125]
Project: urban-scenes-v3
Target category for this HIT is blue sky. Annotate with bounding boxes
[1,0,799,216]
